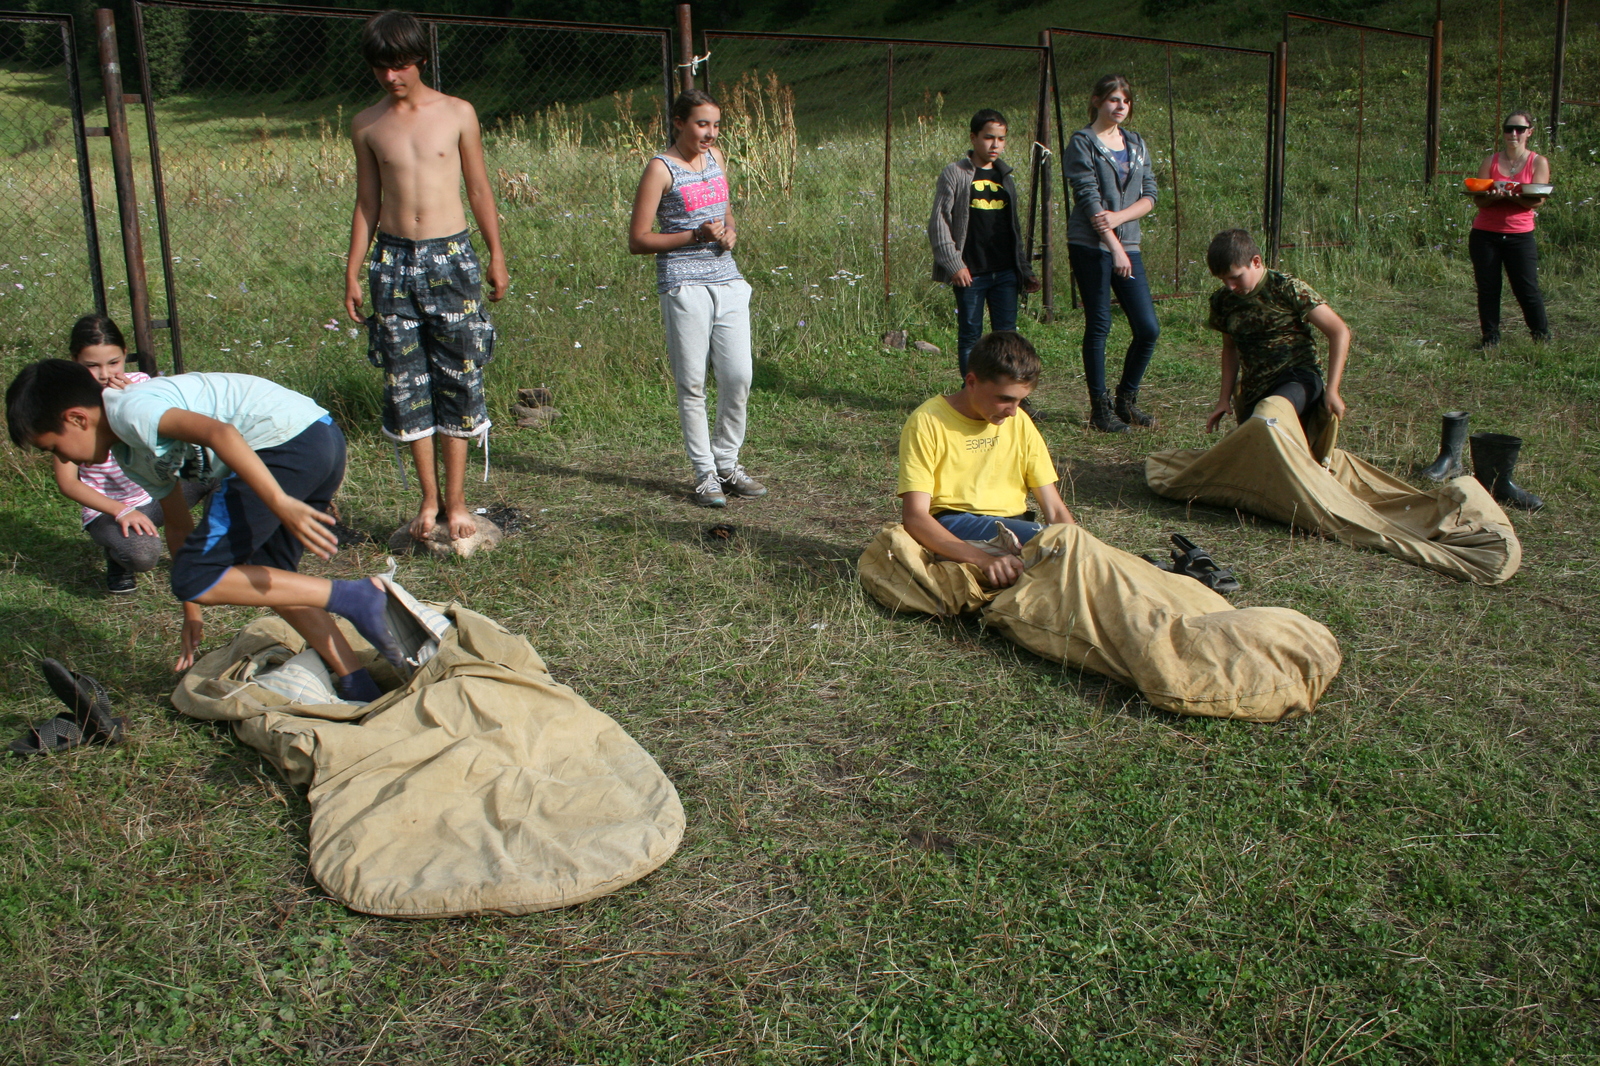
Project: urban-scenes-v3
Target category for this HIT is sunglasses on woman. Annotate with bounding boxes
[1503,124,1530,133]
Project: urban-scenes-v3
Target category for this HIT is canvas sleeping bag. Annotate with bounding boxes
[1146,395,1520,585]
[173,603,684,918]
[858,522,1340,722]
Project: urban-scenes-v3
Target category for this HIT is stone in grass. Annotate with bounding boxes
[881,329,908,350]
[510,403,562,428]
[388,513,503,560]
[517,386,555,407]
[912,340,941,355]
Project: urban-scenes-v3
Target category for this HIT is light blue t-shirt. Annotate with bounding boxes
[104,373,329,497]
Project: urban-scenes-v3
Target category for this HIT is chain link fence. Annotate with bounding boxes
[1047,28,1274,299]
[0,10,104,356]
[699,30,1051,335]
[129,0,671,396]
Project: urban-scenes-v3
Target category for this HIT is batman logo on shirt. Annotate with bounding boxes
[972,179,1003,193]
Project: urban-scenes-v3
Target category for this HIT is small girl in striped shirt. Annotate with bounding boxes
[51,315,206,593]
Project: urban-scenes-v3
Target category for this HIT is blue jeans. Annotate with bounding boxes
[1068,244,1160,394]
[953,269,1019,377]
[936,511,1044,544]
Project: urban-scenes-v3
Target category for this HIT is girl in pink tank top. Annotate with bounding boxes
[1466,110,1551,346]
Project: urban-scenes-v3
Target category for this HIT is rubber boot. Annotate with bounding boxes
[1469,432,1544,512]
[1115,386,1157,428]
[1088,389,1129,434]
[1421,410,1469,481]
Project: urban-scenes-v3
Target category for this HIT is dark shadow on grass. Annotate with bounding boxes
[0,511,103,591]
[753,358,919,414]
[595,513,857,584]
[491,453,686,498]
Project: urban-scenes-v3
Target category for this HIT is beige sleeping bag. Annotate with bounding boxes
[173,608,684,918]
[1146,395,1520,585]
[859,522,1340,722]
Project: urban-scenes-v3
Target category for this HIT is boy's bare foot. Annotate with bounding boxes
[444,504,477,541]
[408,506,440,541]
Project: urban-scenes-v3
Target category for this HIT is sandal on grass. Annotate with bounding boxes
[8,660,126,757]
[1140,553,1178,572]
[1169,534,1242,594]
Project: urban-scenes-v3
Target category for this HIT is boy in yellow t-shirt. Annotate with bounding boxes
[898,331,1075,588]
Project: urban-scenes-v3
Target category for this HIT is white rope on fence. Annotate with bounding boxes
[675,49,711,74]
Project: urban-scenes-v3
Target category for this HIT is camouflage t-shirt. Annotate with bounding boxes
[1207,270,1327,413]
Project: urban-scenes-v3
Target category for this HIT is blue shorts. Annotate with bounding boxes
[935,511,1045,544]
[170,417,346,602]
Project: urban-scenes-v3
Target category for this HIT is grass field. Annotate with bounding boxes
[2,0,1600,1062]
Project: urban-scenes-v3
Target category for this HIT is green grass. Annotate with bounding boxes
[2,1,1600,1062]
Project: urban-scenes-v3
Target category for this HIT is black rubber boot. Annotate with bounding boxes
[1114,386,1157,428]
[1421,410,1469,481]
[1469,432,1544,512]
[1088,389,1129,434]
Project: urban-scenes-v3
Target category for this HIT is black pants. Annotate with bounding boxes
[1468,229,1549,342]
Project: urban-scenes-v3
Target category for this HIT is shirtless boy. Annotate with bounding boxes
[344,10,509,542]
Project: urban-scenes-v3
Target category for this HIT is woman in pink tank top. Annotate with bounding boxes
[1467,109,1551,347]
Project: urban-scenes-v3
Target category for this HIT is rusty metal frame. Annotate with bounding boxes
[1,11,108,319]
[1278,12,1435,255]
[700,28,1051,307]
[128,0,674,372]
[1045,27,1275,301]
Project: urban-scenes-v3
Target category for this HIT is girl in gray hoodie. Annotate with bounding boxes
[1065,75,1161,432]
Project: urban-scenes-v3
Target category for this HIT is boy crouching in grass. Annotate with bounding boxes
[7,361,405,702]
[897,331,1074,589]
[344,10,508,544]
[1204,229,1350,435]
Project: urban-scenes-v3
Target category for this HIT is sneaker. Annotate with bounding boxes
[719,464,768,498]
[691,470,727,508]
[106,558,136,595]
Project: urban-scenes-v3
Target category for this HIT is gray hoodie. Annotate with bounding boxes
[927,154,1036,285]
[1065,127,1158,250]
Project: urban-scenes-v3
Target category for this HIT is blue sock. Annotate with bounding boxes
[325,579,406,671]
[336,667,382,704]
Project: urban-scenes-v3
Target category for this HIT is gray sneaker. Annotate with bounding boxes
[691,470,728,508]
[719,464,768,498]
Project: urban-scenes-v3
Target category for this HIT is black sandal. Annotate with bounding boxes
[1140,553,1177,572]
[1169,534,1242,594]
[8,660,126,757]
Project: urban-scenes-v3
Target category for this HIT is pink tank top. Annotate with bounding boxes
[1471,152,1539,234]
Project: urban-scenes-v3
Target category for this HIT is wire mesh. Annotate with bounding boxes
[131,0,671,382]
[700,31,1049,333]
[1280,16,1433,251]
[0,12,102,355]
[1048,29,1274,299]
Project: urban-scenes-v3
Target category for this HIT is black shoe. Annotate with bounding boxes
[1088,389,1129,434]
[1469,432,1544,512]
[1472,335,1500,351]
[1421,410,1469,481]
[1115,386,1157,428]
[106,557,136,595]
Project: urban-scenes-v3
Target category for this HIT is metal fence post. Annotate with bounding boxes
[1031,30,1053,323]
[62,15,107,316]
[1270,39,1288,266]
[96,7,159,376]
[1425,15,1442,182]
[882,42,893,303]
[1550,0,1569,146]
[429,22,441,91]
[676,3,693,93]
[129,0,183,373]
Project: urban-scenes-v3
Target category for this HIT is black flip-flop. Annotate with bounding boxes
[8,660,127,756]
[1140,553,1177,572]
[8,714,99,756]
[40,659,121,740]
[1169,534,1242,594]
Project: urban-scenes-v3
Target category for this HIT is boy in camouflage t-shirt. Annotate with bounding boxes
[1202,229,1350,434]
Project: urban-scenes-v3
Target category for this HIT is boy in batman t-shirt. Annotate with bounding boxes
[928,108,1041,378]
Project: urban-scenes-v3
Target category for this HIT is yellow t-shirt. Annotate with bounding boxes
[896,394,1058,516]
